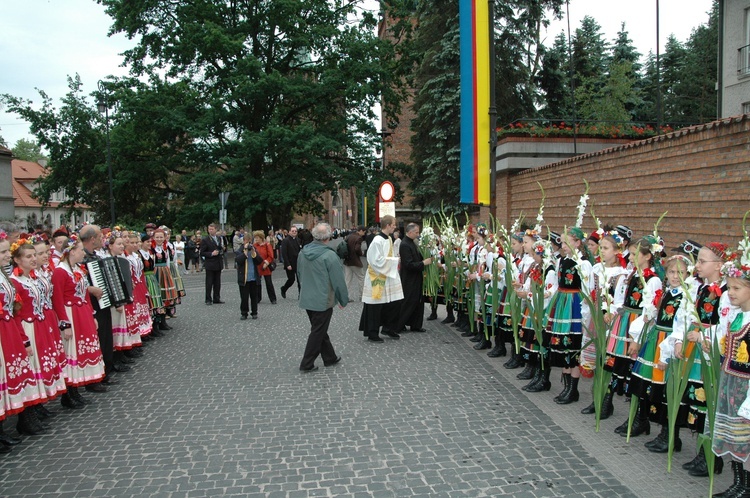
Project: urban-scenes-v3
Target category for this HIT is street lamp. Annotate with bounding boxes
[97,80,116,227]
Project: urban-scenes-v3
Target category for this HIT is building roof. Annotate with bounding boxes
[11,159,89,209]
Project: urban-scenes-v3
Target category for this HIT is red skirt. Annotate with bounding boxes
[62,303,105,387]
[44,308,67,371]
[125,279,152,338]
[18,317,66,400]
[0,317,44,416]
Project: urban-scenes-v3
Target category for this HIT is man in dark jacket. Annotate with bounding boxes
[280,226,302,299]
[394,223,432,333]
[235,241,263,320]
[200,223,224,304]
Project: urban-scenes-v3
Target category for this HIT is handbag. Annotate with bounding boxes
[269,262,277,271]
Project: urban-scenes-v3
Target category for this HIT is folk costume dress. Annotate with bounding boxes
[669,281,734,431]
[38,262,67,371]
[0,271,43,415]
[483,251,506,334]
[468,242,488,325]
[713,311,750,462]
[151,242,178,311]
[580,263,628,373]
[545,253,592,368]
[11,272,66,400]
[497,253,526,346]
[110,254,134,352]
[604,268,661,395]
[51,262,105,387]
[124,251,152,339]
[140,249,165,318]
[519,263,557,360]
[628,284,687,423]
[167,241,186,300]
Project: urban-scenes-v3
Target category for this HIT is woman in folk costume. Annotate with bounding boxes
[494,233,526,363]
[627,255,691,453]
[162,226,186,303]
[516,234,558,392]
[711,246,750,497]
[52,235,106,410]
[151,229,178,330]
[11,239,66,433]
[484,235,507,358]
[605,236,663,436]
[467,224,491,350]
[106,232,140,365]
[670,242,734,477]
[139,234,166,337]
[359,215,403,342]
[545,227,594,402]
[579,230,629,417]
[0,233,44,450]
[124,232,152,343]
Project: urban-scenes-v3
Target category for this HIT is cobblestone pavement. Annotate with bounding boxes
[0,269,729,497]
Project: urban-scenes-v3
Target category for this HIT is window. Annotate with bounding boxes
[742,9,750,75]
[743,102,750,115]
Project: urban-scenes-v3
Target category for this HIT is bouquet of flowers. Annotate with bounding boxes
[419,219,441,299]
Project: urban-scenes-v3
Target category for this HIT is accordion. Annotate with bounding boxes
[87,257,132,309]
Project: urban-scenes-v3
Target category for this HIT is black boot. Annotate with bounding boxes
[0,421,21,446]
[503,350,523,368]
[441,308,455,324]
[469,323,483,342]
[553,373,571,403]
[614,417,630,435]
[683,445,705,471]
[34,404,56,419]
[689,448,723,477]
[622,399,651,437]
[713,460,745,498]
[473,325,491,350]
[556,376,580,405]
[516,360,536,380]
[526,363,552,392]
[0,443,10,454]
[487,341,506,358]
[16,409,45,436]
[426,309,438,321]
[600,391,615,420]
[646,424,681,453]
[60,392,83,409]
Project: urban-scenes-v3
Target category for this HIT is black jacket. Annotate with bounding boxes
[199,234,224,271]
[280,235,302,269]
[235,248,263,285]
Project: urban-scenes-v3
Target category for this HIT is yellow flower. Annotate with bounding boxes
[694,388,706,403]
[736,342,749,363]
[688,413,696,425]
[720,336,727,356]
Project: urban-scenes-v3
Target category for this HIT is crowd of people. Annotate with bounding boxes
[0,220,186,455]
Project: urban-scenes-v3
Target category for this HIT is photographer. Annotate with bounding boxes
[235,240,263,320]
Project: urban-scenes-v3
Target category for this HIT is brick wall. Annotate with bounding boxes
[495,116,750,248]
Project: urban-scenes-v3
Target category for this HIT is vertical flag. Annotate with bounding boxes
[459,0,491,205]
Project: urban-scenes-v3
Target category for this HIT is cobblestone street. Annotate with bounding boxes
[0,270,729,497]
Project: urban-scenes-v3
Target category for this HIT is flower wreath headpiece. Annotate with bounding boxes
[62,234,79,254]
[721,212,750,280]
[0,229,7,241]
[475,223,489,238]
[524,228,540,241]
[9,237,33,255]
[29,233,48,245]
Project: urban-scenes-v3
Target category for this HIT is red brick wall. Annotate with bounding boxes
[495,116,750,248]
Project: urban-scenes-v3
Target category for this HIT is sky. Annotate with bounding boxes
[0,0,714,150]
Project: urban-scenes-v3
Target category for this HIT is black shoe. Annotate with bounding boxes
[205,301,213,305]
[281,288,287,299]
[61,393,84,410]
[112,363,131,373]
[0,427,21,446]
[368,336,384,343]
[683,446,705,471]
[158,321,172,330]
[16,411,45,436]
[614,418,630,435]
[581,402,596,415]
[271,301,277,305]
[241,315,248,320]
[150,328,164,337]
[487,344,506,358]
[324,356,342,367]
[119,355,135,364]
[646,428,681,453]
[251,315,258,320]
[85,383,108,393]
[299,366,319,373]
[460,330,474,337]
[0,444,10,454]
[441,315,455,324]
[213,300,225,304]
[516,363,535,380]
[621,416,649,437]
[383,330,401,339]
[689,452,723,477]
[503,353,522,369]
[714,461,744,498]
[68,387,89,405]
[411,327,427,332]
[556,377,580,405]
[473,338,491,350]
[35,404,56,419]
[426,313,438,321]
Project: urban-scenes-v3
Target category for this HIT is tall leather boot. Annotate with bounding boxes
[69,386,89,406]
[516,357,536,380]
[646,424,682,453]
[713,460,744,498]
[16,409,45,436]
[441,304,455,324]
[556,375,580,405]
[0,420,21,446]
[553,373,571,403]
[689,446,723,477]
[526,362,552,392]
[683,445,705,471]
[487,339,506,358]
[473,324,492,350]
[504,350,523,369]
[622,399,651,437]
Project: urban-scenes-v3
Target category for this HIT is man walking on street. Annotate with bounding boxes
[394,223,432,333]
[280,226,302,299]
[200,223,224,304]
[297,223,348,372]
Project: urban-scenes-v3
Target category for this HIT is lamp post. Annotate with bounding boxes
[96,81,116,227]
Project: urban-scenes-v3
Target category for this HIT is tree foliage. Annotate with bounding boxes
[11,138,48,163]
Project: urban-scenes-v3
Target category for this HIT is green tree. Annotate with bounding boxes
[677,1,718,123]
[11,138,48,163]
[538,31,571,118]
[572,16,608,89]
[98,0,403,231]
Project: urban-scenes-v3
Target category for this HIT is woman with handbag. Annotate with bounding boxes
[253,231,277,304]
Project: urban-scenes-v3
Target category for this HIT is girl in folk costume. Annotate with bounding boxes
[493,233,526,364]
[671,243,734,477]
[516,234,558,392]
[151,229,178,330]
[106,232,139,362]
[11,239,67,433]
[467,224,491,350]
[711,248,750,497]
[0,234,44,449]
[51,235,106,409]
[139,235,166,337]
[50,227,69,267]
[545,227,593,402]
[579,231,629,417]
[484,235,507,358]
[124,232,152,342]
[628,255,691,453]
[163,226,186,302]
[605,236,663,436]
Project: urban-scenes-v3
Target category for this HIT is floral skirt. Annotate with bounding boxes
[496,287,515,343]
[112,306,138,350]
[519,306,545,357]
[62,304,105,387]
[712,371,750,462]
[0,318,43,416]
[19,318,66,400]
[546,289,583,368]
[44,308,66,371]
[125,279,152,338]
[678,340,707,431]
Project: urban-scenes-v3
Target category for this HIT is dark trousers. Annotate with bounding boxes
[300,308,337,370]
[205,269,222,302]
[359,301,401,339]
[239,281,259,317]
[257,274,277,303]
[281,268,298,293]
[95,308,114,374]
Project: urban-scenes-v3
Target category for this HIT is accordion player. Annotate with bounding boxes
[87,256,132,309]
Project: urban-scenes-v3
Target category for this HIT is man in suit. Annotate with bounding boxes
[200,223,224,305]
[280,226,302,299]
[394,223,432,334]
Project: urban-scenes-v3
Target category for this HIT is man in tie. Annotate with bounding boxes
[200,223,224,305]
